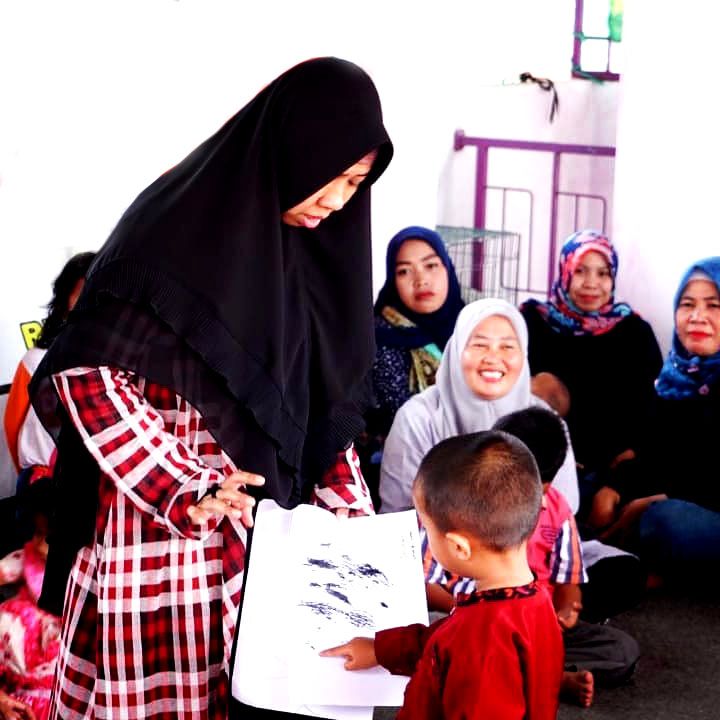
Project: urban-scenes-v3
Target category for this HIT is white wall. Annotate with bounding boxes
[1,0,600,383]
[613,2,720,353]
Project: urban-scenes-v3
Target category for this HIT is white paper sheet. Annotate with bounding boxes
[581,538,637,567]
[232,500,428,716]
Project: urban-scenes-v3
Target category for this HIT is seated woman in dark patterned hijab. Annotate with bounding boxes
[360,227,463,506]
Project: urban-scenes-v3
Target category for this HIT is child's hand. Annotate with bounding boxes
[557,600,582,631]
[0,689,37,720]
[320,637,377,670]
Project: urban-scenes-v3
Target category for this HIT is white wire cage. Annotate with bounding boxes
[436,226,521,305]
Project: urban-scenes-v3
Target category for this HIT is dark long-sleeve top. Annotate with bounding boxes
[622,382,720,512]
[369,316,416,439]
[521,304,663,472]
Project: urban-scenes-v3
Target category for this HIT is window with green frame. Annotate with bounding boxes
[573,0,623,81]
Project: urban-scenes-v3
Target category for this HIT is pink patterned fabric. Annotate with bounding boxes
[0,544,61,720]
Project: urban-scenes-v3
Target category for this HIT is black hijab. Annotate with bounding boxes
[373,225,464,351]
[31,58,392,606]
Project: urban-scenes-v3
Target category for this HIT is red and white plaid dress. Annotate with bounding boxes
[49,366,373,720]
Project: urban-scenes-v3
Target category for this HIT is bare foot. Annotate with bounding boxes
[561,669,594,707]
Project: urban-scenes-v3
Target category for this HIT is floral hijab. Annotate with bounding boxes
[525,229,632,336]
[656,257,720,399]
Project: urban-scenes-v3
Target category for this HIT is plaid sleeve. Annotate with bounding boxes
[53,366,224,539]
[548,513,588,585]
[309,444,375,517]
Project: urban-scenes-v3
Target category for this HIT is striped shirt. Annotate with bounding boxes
[423,486,587,596]
[49,366,373,720]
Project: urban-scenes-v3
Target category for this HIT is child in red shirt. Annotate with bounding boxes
[322,430,563,720]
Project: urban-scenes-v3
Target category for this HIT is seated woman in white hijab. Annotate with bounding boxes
[380,298,640,623]
[379,298,578,515]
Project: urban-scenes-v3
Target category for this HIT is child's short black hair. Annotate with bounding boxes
[414,430,542,551]
[492,406,568,484]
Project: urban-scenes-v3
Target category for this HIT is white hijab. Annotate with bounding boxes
[379,298,579,513]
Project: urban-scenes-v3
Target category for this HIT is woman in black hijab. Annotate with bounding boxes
[30,57,392,720]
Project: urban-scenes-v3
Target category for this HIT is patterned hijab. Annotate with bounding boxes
[656,257,720,399]
[525,229,632,336]
[374,226,464,351]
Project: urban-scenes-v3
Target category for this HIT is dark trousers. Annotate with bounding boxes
[564,620,639,686]
[581,554,646,623]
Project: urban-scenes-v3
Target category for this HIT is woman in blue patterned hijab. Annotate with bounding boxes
[600,257,720,584]
[655,256,720,398]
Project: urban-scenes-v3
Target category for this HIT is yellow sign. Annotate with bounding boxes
[20,321,42,350]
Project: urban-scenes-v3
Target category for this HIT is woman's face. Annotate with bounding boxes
[281,152,376,229]
[461,314,524,400]
[675,278,720,357]
[567,250,613,312]
[394,239,450,314]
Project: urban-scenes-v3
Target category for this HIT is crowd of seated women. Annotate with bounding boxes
[360,224,720,706]
[368,225,720,582]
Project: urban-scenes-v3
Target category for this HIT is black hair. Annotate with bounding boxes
[492,406,568,484]
[414,430,542,551]
[14,474,53,542]
[36,251,96,349]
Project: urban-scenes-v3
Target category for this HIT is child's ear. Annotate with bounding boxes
[444,531,472,561]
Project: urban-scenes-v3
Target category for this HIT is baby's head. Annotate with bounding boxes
[413,430,542,575]
[492,406,568,489]
[531,372,570,418]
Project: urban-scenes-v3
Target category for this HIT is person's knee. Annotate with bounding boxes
[640,498,720,570]
[639,498,682,540]
[598,626,640,686]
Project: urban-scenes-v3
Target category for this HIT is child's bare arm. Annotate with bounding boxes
[553,582,582,630]
[426,582,455,612]
[320,637,377,670]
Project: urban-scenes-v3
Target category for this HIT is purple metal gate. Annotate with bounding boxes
[453,129,616,297]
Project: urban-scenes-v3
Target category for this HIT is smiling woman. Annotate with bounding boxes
[460,314,524,401]
[519,230,662,526]
[674,276,720,357]
[599,258,720,583]
[378,297,579,515]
